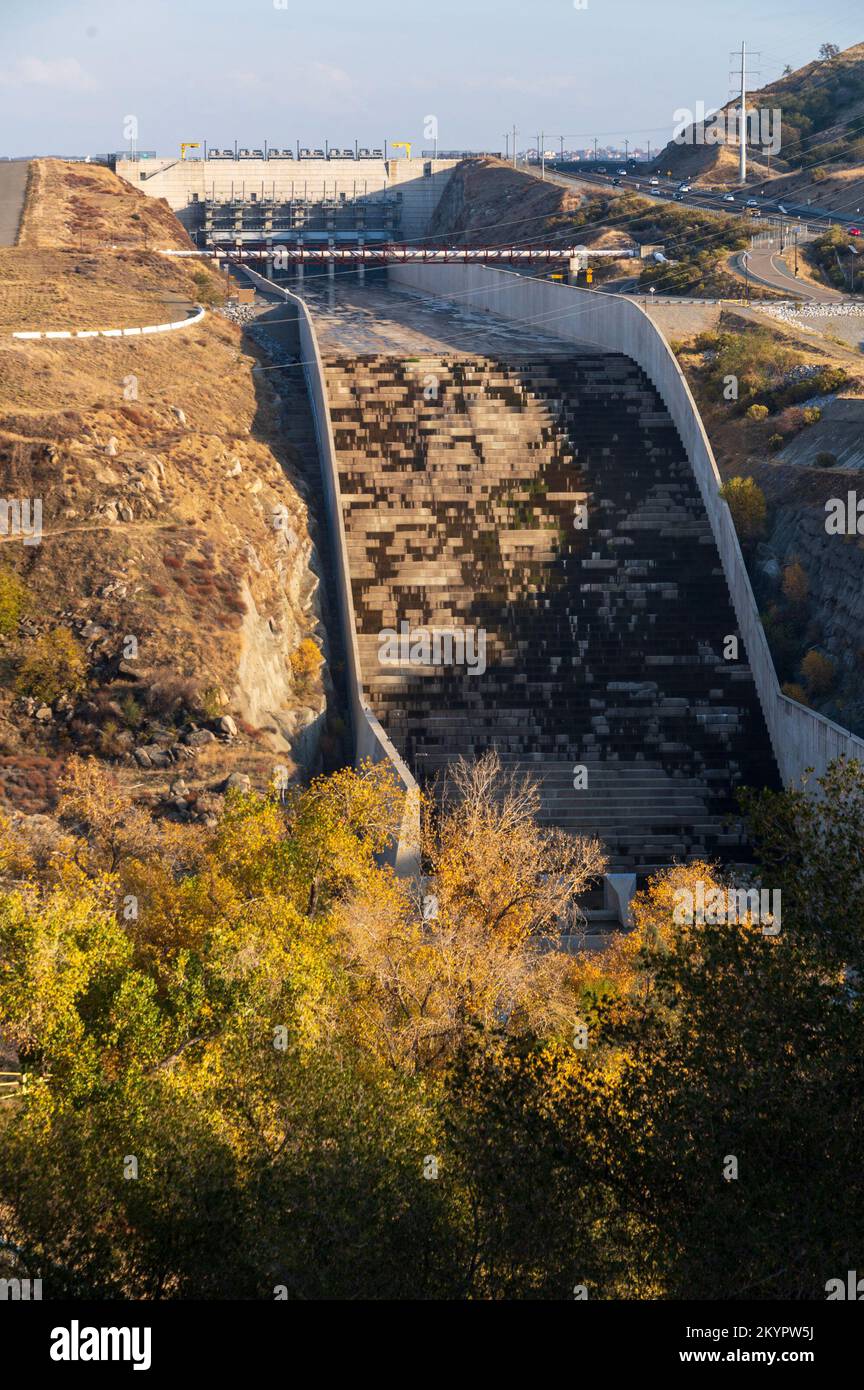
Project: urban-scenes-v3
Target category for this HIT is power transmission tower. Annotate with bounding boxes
[730,42,761,185]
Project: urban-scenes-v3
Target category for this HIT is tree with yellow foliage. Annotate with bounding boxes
[339,751,606,1071]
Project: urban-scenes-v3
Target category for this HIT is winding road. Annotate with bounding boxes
[731,247,845,303]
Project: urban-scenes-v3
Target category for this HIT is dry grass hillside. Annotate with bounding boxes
[655,41,864,191]
[0,161,331,822]
[17,158,194,252]
[430,157,629,250]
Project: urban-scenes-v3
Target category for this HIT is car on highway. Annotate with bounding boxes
[649,177,659,185]
[612,178,621,186]
[617,168,626,175]
[678,183,691,194]
[745,198,759,207]
[723,193,735,202]
[850,227,862,237]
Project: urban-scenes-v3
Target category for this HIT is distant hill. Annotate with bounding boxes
[654,41,864,186]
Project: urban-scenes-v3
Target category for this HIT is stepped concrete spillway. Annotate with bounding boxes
[304,282,780,877]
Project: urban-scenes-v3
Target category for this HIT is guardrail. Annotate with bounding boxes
[388,263,864,788]
[238,263,421,876]
[10,306,205,340]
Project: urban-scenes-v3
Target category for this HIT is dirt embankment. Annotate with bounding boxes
[429,157,631,252]
[0,161,332,820]
[674,310,864,733]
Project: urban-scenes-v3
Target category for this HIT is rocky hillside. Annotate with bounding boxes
[429,157,630,252]
[654,41,864,190]
[673,309,864,734]
[0,160,332,822]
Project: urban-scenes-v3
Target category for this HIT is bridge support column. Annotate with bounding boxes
[603,873,637,928]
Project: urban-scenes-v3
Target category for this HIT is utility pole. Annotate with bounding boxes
[504,131,509,160]
[739,40,747,184]
[512,125,517,168]
[560,134,564,162]
[593,135,598,164]
[624,137,629,162]
[647,138,651,163]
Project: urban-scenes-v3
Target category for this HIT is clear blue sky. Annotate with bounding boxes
[1,0,861,156]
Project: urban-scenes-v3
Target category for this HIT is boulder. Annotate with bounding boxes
[221,771,251,793]
[185,728,216,747]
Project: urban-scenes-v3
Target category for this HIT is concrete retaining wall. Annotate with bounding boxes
[389,263,864,788]
[241,263,420,874]
[11,306,205,341]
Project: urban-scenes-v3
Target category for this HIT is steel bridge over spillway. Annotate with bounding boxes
[162,245,602,265]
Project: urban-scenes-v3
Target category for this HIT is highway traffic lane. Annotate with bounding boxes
[0,160,29,246]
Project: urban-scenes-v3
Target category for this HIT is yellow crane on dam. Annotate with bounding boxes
[391,142,411,160]
[180,142,201,161]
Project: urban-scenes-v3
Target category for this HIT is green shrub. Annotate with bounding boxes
[0,566,30,637]
[120,694,145,730]
[802,406,822,425]
[17,627,86,704]
[720,476,767,539]
[747,404,770,421]
[190,269,226,308]
[816,451,838,468]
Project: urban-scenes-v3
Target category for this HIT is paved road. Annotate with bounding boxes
[547,163,854,232]
[0,160,29,246]
[731,248,844,302]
